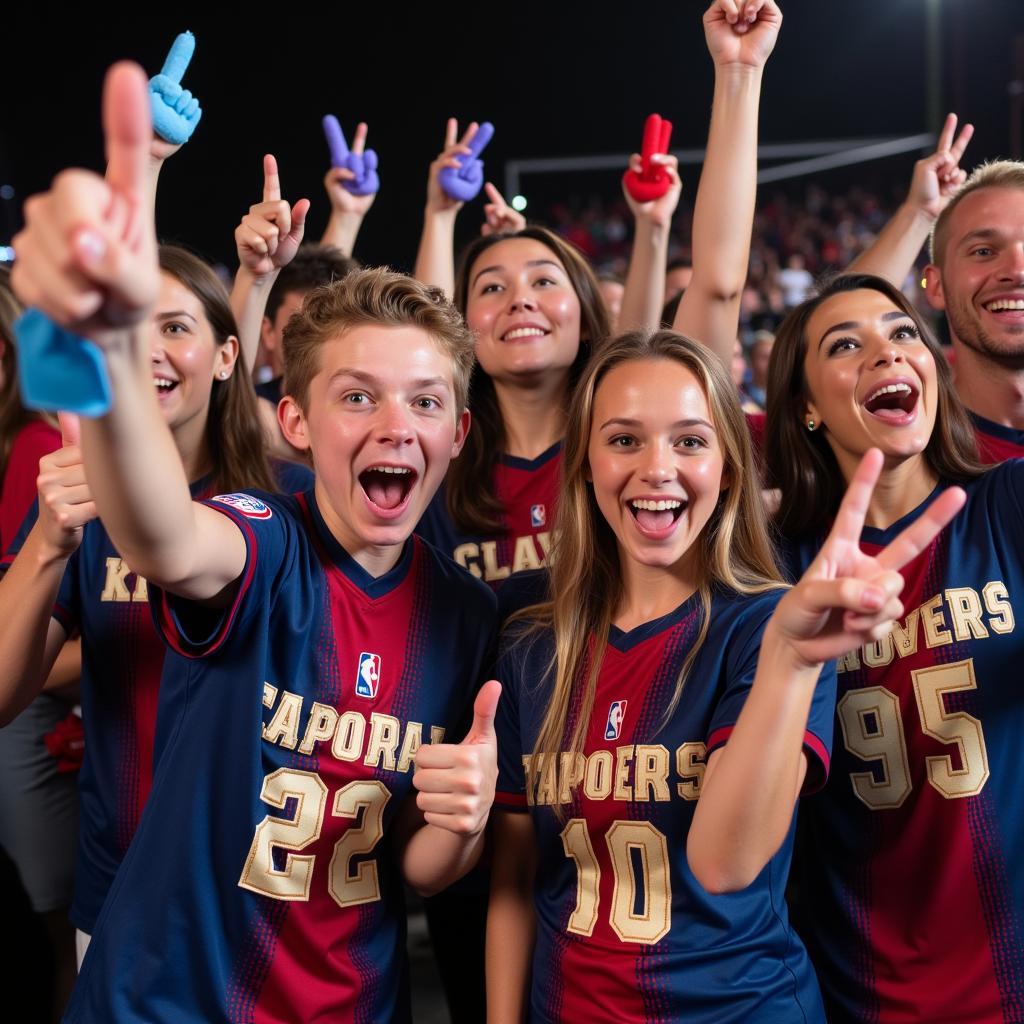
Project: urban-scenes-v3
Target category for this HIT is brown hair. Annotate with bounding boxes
[766,273,985,539]
[524,330,783,798]
[158,246,275,494]
[0,265,57,479]
[282,267,475,414]
[448,226,610,536]
[929,160,1024,265]
[265,244,360,323]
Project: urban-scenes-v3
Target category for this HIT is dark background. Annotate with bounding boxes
[2,1,1023,269]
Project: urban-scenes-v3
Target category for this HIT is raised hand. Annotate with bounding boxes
[908,113,974,220]
[623,150,682,230]
[623,113,674,203]
[481,183,525,236]
[438,120,494,203]
[322,115,379,200]
[424,119,475,216]
[35,413,98,559]
[235,154,310,278]
[13,62,159,339]
[770,449,966,669]
[704,0,782,69]
[412,680,501,835]
[149,31,202,146]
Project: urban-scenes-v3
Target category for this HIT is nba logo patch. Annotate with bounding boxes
[355,652,381,699]
[605,700,627,741]
[531,504,546,528]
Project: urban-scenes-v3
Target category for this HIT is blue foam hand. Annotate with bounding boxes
[438,121,494,203]
[322,115,380,196]
[150,32,202,145]
[15,310,112,417]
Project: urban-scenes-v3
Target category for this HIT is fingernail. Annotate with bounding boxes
[74,229,105,264]
[862,587,884,610]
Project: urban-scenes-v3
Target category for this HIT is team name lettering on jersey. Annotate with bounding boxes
[836,580,1014,673]
[260,683,444,772]
[453,531,553,583]
[100,557,149,603]
[522,741,708,806]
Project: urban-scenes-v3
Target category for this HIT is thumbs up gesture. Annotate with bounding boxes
[12,63,160,340]
[149,31,202,145]
[412,680,501,835]
[235,154,311,278]
[35,413,97,559]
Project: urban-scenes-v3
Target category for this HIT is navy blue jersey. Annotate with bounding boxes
[786,461,1024,1023]
[65,488,496,1023]
[1,462,312,935]
[971,412,1024,464]
[494,585,836,1024]
[416,442,561,588]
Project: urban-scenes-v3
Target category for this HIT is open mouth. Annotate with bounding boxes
[154,377,179,398]
[862,382,919,424]
[628,498,686,535]
[358,465,418,515]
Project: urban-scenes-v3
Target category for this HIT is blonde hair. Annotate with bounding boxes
[283,268,475,414]
[930,160,1024,264]
[524,330,784,796]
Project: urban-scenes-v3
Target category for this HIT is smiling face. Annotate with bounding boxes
[587,358,726,582]
[279,324,468,569]
[464,237,583,384]
[803,288,938,475]
[926,186,1024,369]
[149,271,237,436]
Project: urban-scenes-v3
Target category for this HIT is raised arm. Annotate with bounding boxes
[230,154,310,372]
[413,119,477,297]
[321,119,377,255]
[619,149,683,333]
[12,63,246,602]
[687,450,967,892]
[850,113,973,286]
[674,0,781,365]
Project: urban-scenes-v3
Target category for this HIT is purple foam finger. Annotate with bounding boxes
[465,121,495,163]
[323,115,349,168]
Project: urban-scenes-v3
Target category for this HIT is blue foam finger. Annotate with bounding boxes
[14,310,112,417]
[149,32,202,145]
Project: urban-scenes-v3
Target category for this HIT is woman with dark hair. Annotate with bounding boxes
[0,263,80,1016]
[0,244,311,962]
[766,272,1023,1023]
[485,324,961,1023]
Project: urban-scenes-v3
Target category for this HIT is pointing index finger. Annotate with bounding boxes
[262,154,281,203]
[160,31,195,85]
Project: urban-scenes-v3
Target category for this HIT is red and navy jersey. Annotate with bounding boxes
[0,462,312,935]
[972,412,1024,464]
[494,583,835,1024]
[65,488,496,1024]
[785,461,1024,1024]
[416,442,561,589]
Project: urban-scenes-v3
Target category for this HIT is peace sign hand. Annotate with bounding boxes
[908,113,974,221]
[322,116,380,209]
[770,449,966,671]
[234,154,310,278]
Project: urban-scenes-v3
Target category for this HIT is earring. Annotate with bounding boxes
[219,371,228,380]
[806,418,816,432]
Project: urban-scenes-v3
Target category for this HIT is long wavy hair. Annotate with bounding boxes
[525,330,784,790]
[0,265,58,479]
[158,246,275,494]
[448,226,610,536]
[766,273,985,539]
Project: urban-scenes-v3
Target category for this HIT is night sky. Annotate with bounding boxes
[2,1,1023,268]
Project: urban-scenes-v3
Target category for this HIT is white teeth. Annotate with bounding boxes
[153,379,176,390]
[986,299,1024,312]
[865,383,912,404]
[369,466,411,475]
[503,327,546,340]
[630,499,682,511]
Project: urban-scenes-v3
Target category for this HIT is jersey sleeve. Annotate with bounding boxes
[493,627,532,813]
[149,492,296,659]
[705,593,835,793]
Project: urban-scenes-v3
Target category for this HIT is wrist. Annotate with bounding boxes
[424,204,459,224]
[900,198,940,226]
[234,263,279,292]
[761,619,823,679]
